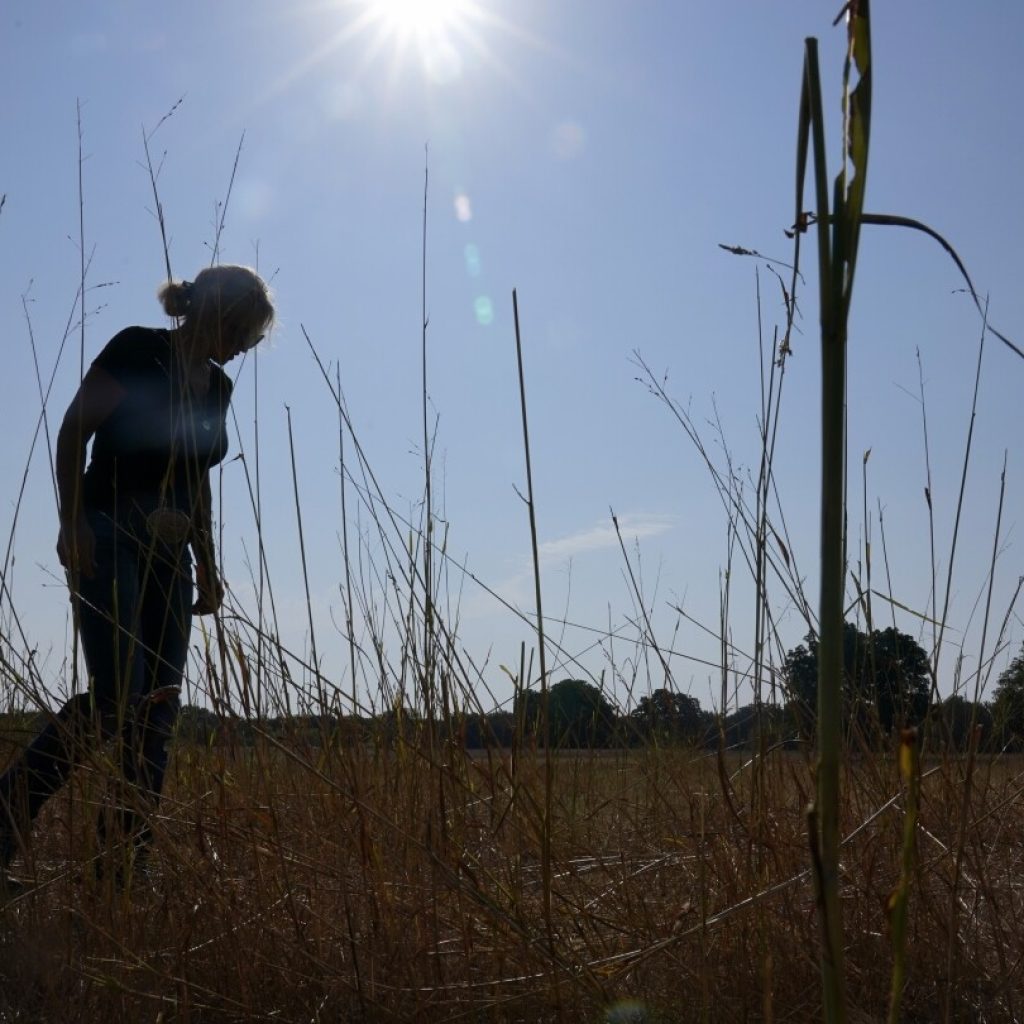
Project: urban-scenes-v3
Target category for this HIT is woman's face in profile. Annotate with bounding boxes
[211,324,264,365]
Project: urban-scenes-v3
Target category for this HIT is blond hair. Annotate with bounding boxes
[158,265,275,341]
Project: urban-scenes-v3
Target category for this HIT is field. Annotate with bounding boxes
[2,735,1023,1022]
[4,6,1024,1022]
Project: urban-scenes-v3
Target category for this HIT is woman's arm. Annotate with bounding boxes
[55,365,124,577]
[190,469,225,614]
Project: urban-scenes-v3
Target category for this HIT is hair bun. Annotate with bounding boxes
[157,279,194,318]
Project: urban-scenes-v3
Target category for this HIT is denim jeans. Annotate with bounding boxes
[0,507,193,868]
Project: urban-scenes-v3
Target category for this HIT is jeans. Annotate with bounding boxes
[0,507,193,870]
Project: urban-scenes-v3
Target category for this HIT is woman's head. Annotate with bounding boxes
[159,265,275,364]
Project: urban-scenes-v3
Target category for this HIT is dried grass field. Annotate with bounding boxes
[3,733,1023,1022]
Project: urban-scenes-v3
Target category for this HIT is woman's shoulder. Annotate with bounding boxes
[93,326,172,373]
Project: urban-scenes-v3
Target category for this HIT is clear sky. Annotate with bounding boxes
[1,1,1022,716]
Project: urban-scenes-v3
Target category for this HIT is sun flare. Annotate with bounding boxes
[364,0,470,39]
[349,0,479,83]
[270,0,508,100]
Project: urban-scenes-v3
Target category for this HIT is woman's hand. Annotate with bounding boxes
[193,561,225,615]
[57,517,97,579]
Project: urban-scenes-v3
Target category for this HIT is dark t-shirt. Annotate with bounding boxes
[82,327,233,516]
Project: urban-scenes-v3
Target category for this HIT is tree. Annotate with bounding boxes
[720,703,793,750]
[631,688,705,744]
[516,679,618,748]
[939,694,993,752]
[992,645,1024,750]
[781,623,931,738]
[855,626,931,733]
[549,679,618,747]
[781,639,818,737]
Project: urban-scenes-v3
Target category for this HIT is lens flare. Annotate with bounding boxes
[454,193,473,222]
[473,295,493,326]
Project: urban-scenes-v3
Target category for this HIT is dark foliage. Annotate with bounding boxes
[992,644,1024,751]
[782,622,931,740]
[516,679,619,748]
[630,688,710,744]
[938,694,993,751]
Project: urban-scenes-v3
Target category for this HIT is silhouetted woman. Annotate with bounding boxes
[0,265,274,891]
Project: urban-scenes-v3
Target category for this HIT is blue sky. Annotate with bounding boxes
[2,1,1022,715]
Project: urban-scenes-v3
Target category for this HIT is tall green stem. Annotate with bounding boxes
[796,7,872,1019]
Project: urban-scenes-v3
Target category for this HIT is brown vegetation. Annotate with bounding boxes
[2,734,1023,1021]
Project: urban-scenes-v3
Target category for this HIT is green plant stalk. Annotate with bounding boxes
[817,280,848,1024]
[799,37,848,1024]
[887,728,919,1024]
[798,4,873,1015]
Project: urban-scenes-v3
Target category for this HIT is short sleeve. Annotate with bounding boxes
[91,327,164,387]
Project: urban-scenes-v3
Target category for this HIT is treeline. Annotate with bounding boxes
[4,626,1022,754]
[169,621,1024,753]
[168,690,1009,754]
[0,696,1004,758]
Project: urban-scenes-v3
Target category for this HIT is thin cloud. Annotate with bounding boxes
[459,512,677,621]
[538,512,675,565]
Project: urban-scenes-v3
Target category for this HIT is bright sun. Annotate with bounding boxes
[365,0,470,39]
[266,0,502,103]
[353,0,478,83]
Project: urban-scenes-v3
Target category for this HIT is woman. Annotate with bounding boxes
[0,264,274,890]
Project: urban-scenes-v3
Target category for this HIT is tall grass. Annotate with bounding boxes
[2,12,1024,1024]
